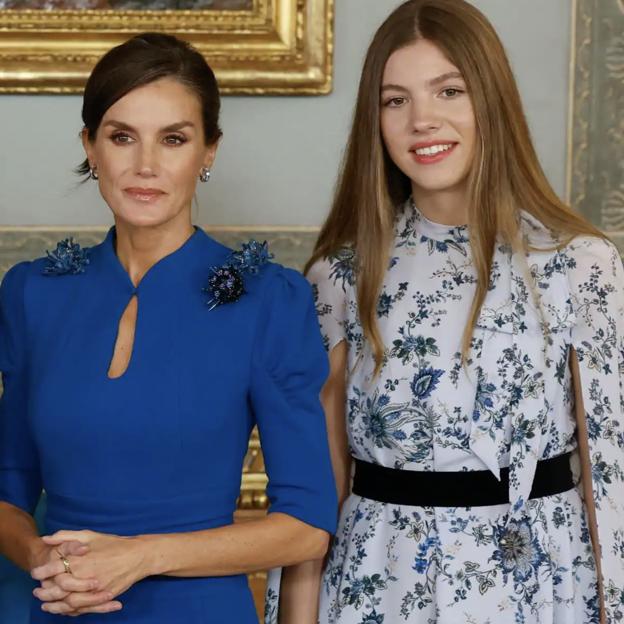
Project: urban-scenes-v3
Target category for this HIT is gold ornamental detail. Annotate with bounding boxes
[0,0,334,95]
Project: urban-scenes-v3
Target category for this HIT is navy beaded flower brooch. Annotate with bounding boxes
[43,238,90,276]
[42,236,272,311]
[203,240,273,309]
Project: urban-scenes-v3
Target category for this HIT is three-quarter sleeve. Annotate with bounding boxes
[306,254,351,352]
[250,266,338,534]
[568,237,624,621]
[0,262,41,514]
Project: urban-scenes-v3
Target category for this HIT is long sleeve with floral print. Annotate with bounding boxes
[568,237,624,622]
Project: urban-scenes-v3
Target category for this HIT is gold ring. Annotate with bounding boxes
[61,556,72,575]
[56,550,72,575]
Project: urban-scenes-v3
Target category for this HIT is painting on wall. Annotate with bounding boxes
[0,1,252,8]
[0,0,333,94]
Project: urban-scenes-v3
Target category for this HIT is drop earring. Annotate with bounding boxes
[199,167,211,183]
[89,165,99,180]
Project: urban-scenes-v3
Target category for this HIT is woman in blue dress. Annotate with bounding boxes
[0,33,337,622]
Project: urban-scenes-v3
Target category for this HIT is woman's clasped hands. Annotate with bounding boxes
[31,530,150,616]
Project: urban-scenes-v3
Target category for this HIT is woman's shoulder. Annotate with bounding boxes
[202,237,313,315]
[1,260,31,299]
[564,234,621,268]
[563,236,623,307]
[518,213,620,276]
[0,260,49,345]
[306,247,356,292]
[2,236,97,308]
[518,210,618,262]
[3,235,95,294]
[1,255,54,296]
[251,261,313,306]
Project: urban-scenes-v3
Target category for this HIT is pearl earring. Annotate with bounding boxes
[199,167,211,183]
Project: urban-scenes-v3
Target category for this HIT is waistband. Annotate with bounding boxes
[352,452,574,507]
[44,488,235,535]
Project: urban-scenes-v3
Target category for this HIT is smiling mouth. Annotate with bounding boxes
[410,142,457,164]
[413,143,454,156]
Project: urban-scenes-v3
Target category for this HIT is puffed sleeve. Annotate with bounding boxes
[0,262,41,514]
[306,253,351,352]
[255,267,339,624]
[568,237,624,622]
[250,266,338,533]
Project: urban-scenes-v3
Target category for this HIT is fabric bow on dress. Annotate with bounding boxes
[468,214,576,519]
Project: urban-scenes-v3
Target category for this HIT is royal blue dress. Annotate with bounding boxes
[0,227,338,623]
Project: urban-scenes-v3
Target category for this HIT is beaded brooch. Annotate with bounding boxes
[203,240,273,310]
[41,237,272,311]
[43,238,90,276]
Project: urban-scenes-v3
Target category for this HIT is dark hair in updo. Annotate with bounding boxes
[77,32,222,176]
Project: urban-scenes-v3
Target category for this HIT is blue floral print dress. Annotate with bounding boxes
[293,202,624,624]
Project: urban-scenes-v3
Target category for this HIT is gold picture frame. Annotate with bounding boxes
[0,0,334,94]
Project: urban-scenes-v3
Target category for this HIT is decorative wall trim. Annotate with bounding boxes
[0,226,319,276]
[567,0,624,252]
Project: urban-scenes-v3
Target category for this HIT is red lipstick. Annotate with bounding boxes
[124,187,166,202]
[409,141,457,165]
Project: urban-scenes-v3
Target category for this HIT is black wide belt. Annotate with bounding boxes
[352,452,574,507]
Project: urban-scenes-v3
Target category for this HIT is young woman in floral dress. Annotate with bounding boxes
[267,1,624,623]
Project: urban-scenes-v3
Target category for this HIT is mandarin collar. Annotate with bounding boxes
[96,225,211,294]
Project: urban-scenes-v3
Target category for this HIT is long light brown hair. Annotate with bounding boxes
[305,0,604,371]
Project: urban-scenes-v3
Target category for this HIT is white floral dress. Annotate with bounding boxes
[264,201,624,624]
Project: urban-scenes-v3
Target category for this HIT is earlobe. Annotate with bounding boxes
[81,129,95,164]
[80,128,90,150]
[81,128,99,164]
[203,141,219,169]
[199,141,218,182]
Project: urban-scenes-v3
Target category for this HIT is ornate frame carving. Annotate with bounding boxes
[567,0,624,251]
[0,0,334,94]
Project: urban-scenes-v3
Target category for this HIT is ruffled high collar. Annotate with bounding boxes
[397,199,469,246]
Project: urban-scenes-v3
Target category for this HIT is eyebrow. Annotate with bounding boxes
[427,71,463,87]
[381,71,464,93]
[102,120,196,132]
[380,83,410,94]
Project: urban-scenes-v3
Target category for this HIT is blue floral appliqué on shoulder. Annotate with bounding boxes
[203,239,273,309]
[43,238,90,276]
[328,247,356,289]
